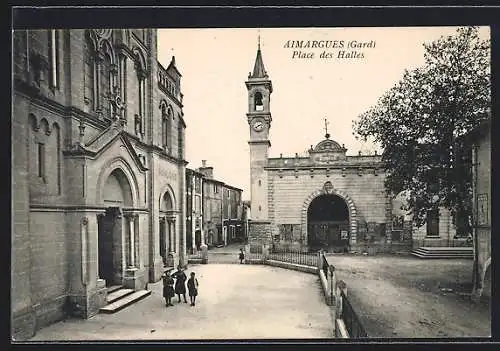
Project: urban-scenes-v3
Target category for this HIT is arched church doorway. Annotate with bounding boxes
[159,190,175,267]
[98,168,133,286]
[307,194,349,252]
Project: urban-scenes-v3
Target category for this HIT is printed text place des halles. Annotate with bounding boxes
[284,40,376,59]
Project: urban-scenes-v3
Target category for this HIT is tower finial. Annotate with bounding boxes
[258,29,261,50]
[324,118,330,139]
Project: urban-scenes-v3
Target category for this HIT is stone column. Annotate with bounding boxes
[191,215,196,253]
[201,228,206,248]
[168,219,173,253]
[128,215,136,268]
[134,214,139,268]
[172,220,177,253]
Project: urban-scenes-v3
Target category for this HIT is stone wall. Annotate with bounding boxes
[411,207,457,248]
[268,169,389,246]
[248,221,272,245]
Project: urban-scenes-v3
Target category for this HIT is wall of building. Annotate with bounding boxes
[411,207,457,248]
[203,181,223,245]
[267,168,388,244]
[474,125,491,297]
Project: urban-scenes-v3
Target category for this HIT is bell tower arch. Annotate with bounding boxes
[246,36,272,220]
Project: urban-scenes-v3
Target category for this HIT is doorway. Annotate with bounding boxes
[307,194,349,252]
[159,217,167,266]
[97,207,120,286]
[195,230,201,251]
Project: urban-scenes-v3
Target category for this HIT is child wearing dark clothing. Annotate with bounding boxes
[162,273,175,307]
[171,265,188,303]
[239,248,245,264]
[187,272,199,306]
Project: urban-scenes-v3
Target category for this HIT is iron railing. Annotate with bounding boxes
[322,253,330,277]
[340,289,368,338]
[247,244,264,260]
[268,247,319,267]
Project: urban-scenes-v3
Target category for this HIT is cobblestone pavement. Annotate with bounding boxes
[29,264,334,341]
[326,254,491,338]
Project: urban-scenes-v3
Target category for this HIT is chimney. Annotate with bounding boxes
[198,160,213,179]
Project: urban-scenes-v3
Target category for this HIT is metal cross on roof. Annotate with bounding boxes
[324,118,330,139]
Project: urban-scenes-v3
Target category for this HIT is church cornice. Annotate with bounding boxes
[14,79,110,131]
[248,140,271,147]
[126,132,189,166]
[264,164,386,170]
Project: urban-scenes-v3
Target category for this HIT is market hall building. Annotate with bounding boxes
[244,42,457,253]
[12,29,187,339]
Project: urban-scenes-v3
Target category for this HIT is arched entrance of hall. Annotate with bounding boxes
[98,168,134,286]
[307,194,349,252]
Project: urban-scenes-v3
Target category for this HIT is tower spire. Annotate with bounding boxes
[250,31,267,78]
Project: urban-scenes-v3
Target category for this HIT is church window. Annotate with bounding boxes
[37,142,46,179]
[135,49,147,137]
[254,92,263,111]
[99,52,112,118]
[161,104,169,150]
[426,208,440,237]
[83,38,95,109]
[178,120,184,159]
[48,29,59,89]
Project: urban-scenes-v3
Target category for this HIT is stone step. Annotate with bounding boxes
[106,288,134,304]
[107,285,122,294]
[419,246,472,251]
[411,251,473,259]
[100,290,151,314]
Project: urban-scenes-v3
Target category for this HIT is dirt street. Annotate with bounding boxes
[29,264,333,341]
[326,254,491,338]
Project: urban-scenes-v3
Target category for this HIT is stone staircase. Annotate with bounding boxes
[411,247,473,259]
[99,285,151,314]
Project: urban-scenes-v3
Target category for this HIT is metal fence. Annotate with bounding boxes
[322,253,330,277]
[269,245,319,267]
[247,244,264,260]
[268,250,318,267]
[340,289,368,338]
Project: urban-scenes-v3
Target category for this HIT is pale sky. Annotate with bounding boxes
[157,26,490,201]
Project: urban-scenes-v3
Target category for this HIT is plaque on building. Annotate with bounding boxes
[478,193,488,226]
[341,230,348,240]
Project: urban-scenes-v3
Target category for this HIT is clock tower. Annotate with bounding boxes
[246,39,272,221]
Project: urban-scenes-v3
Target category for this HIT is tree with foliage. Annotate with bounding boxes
[353,27,490,234]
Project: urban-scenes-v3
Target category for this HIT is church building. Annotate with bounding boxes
[245,42,457,254]
[12,29,187,339]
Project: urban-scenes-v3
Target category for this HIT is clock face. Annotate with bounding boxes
[253,120,264,132]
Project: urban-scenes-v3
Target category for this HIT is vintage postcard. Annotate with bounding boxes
[11,7,492,342]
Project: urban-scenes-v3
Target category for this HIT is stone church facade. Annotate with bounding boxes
[245,43,456,253]
[12,29,187,339]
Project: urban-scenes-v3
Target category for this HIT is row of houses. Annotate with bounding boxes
[185,161,248,254]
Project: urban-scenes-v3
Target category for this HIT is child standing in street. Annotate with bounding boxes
[187,272,199,306]
[239,248,245,264]
[171,265,188,303]
[162,272,175,307]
